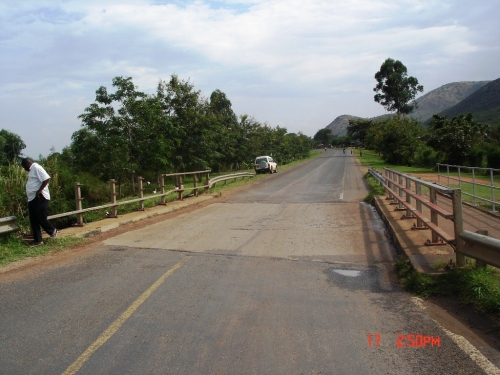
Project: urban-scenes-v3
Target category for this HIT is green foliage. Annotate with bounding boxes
[347,119,372,145]
[428,113,488,166]
[363,173,386,203]
[0,74,313,231]
[394,256,500,316]
[373,58,424,116]
[71,75,313,176]
[0,129,26,165]
[0,235,85,266]
[0,162,28,230]
[313,128,333,146]
[366,117,424,165]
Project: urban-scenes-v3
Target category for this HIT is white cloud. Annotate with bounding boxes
[0,0,499,157]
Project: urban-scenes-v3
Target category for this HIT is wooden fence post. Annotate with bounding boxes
[109,179,118,218]
[138,177,145,211]
[159,174,166,205]
[193,174,198,197]
[178,175,183,200]
[74,182,84,226]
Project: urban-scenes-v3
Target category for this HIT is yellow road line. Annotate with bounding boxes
[61,256,192,375]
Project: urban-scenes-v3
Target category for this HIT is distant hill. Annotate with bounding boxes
[437,78,500,125]
[325,115,361,136]
[325,80,493,136]
[412,81,490,122]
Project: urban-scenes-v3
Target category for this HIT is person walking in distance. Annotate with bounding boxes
[21,158,57,246]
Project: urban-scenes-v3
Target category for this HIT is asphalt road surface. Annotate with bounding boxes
[0,149,496,374]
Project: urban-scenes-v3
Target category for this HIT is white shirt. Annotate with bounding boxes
[26,163,51,202]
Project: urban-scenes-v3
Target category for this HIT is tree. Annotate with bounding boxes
[347,119,372,145]
[373,58,423,116]
[367,117,424,165]
[313,128,333,146]
[75,76,177,186]
[428,113,488,165]
[0,129,26,165]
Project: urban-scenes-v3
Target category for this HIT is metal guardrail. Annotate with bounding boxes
[382,168,462,247]
[0,216,19,236]
[370,167,500,268]
[208,172,255,188]
[437,163,499,213]
[459,230,500,269]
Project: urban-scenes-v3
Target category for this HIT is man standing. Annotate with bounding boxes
[21,158,57,246]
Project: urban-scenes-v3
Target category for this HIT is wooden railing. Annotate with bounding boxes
[47,170,255,226]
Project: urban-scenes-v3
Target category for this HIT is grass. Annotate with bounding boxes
[394,256,500,317]
[357,149,434,174]
[0,235,86,266]
[364,173,386,203]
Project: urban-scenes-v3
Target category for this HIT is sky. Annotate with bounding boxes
[1,0,499,158]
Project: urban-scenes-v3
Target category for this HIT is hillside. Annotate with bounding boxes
[411,81,490,121]
[438,78,500,125]
[325,115,361,136]
[325,80,492,136]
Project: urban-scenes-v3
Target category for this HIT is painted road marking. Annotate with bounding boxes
[61,256,192,375]
[411,297,500,375]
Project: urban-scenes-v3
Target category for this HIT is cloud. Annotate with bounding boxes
[0,0,499,157]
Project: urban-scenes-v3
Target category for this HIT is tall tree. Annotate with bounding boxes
[373,58,423,116]
[76,76,176,181]
[347,119,372,145]
[0,129,26,165]
[367,117,423,165]
[157,75,215,171]
[313,128,333,146]
[428,114,488,165]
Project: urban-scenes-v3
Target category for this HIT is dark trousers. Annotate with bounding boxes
[28,196,55,243]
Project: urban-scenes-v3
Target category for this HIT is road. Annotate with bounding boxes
[0,149,494,374]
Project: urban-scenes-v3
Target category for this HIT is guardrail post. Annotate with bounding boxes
[74,182,84,226]
[159,175,166,205]
[205,172,210,192]
[138,177,145,211]
[193,174,198,197]
[109,179,118,218]
[452,189,465,267]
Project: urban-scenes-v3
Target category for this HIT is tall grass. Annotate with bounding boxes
[394,256,500,316]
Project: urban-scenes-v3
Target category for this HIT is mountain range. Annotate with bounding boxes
[326,79,500,136]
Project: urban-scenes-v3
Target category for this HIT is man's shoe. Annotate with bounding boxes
[29,241,44,247]
[50,229,58,238]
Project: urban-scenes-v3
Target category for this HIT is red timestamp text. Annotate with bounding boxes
[367,334,441,348]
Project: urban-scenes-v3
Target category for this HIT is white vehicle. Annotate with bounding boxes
[254,156,278,174]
